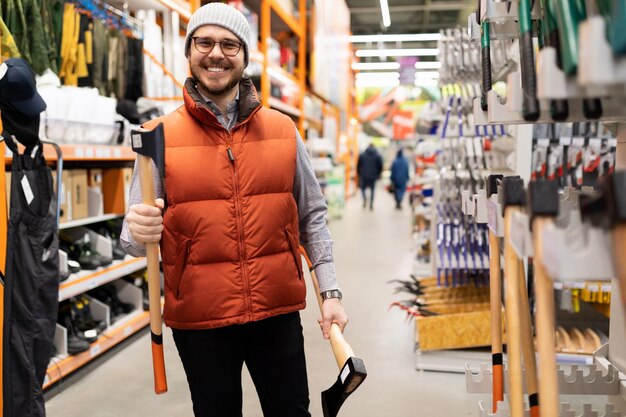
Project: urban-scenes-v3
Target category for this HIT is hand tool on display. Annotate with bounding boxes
[480,14,492,111]
[550,0,603,119]
[131,123,168,394]
[486,174,504,413]
[539,0,569,121]
[299,248,367,417]
[580,171,626,309]
[501,176,526,417]
[528,179,560,417]
[518,0,541,121]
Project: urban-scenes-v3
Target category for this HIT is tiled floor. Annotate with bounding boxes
[46,186,480,417]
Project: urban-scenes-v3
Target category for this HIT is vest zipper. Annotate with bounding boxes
[227,135,252,320]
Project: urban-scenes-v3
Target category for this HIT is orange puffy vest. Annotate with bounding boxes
[144,79,306,329]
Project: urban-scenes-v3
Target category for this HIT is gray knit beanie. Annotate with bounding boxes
[184,2,251,67]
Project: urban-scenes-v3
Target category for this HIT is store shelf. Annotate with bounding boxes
[269,97,302,117]
[59,256,147,302]
[43,308,150,390]
[268,65,299,86]
[245,0,303,39]
[59,214,123,230]
[5,144,136,164]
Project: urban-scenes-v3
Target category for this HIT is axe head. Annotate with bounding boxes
[321,357,367,417]
[131,123,165,181]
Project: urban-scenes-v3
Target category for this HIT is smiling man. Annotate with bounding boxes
[120,3,348,417]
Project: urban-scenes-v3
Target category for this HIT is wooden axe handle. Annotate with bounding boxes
[613,224,626,306]
[300,247,355,370]
[517,260,540,417]
[532,217,559,417]
[504,207,524,417]
[137,154,168,394]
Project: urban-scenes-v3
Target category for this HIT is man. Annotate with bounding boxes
[357,143,383,210]
[120,3,348,417]
[390,148,410,209]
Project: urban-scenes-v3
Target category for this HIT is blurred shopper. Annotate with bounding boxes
[357,143,383,210]
[390,148,410,209]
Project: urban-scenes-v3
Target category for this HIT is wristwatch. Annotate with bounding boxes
[320,289,342,301]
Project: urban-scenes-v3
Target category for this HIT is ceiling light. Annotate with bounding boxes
[414,71,440,79]
[356,78,400,88]
[351,62,401,71]
[355,72,400,80]
[355,48,439,58]
[414,61,442,69]
[380,0,391,27]
[349,33,442,43]
[415,79,439,88]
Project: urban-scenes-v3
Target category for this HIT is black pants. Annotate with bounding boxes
[172,312,311,417]
[360,180,376,208]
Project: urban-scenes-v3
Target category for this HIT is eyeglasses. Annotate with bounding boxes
[192,37,243,57]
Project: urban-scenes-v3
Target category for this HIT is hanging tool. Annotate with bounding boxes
[480,15,492,111]
[130,124,168,394]
[299,248,367,417]
[518,0,541,121]
[580,171,626,310]
[501,176,526,417]
[539,0,569,120]
[528,179,560,417]
[551,0,603,118]
[486,174,504,413]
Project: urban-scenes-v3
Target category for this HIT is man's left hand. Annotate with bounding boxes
[318,298,349,339]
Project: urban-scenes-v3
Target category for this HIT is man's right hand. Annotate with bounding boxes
[126,198,165,244]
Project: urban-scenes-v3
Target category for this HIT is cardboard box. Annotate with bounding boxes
[103,167,133,214]
[69,169,88,220]
[88,169,103,192]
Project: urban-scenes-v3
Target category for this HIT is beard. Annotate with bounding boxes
[191,58,245,97]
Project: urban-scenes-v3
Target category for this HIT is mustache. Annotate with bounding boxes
[201,58,231,68]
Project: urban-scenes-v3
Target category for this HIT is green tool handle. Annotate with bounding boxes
[519,0,540,121]
[481,21,492,111]
[540,0,569,121]
[551,0,585,75]
[610,1,626,55]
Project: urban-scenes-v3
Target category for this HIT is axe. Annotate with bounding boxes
[299,247,366,417]
[131,123,167,394]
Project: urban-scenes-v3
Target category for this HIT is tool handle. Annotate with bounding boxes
[481,21,492,111]
[504,208,525,417]
[551,0,584,75]
[517,260,540,417]
[582,98,603,119]
[613,224,626,306]
[488,230,504,411]
[532,217,560,417]
[518,0,540,121]
[300,247,356,370]
[137,154,168,394]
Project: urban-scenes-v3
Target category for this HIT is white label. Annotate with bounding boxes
[90,344,101,357]
[75,147,85,158]
[572,136,585,147]
[559,137,571,146]
[124,326,133,337]
[85,148,95,158]
[340,363,350,384]
[537,138,550,147]
[609,139,617,147]
[21,175,34,205]
[132,134,142,149]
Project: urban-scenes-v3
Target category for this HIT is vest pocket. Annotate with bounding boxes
[173,240,192,298]
[282,227,303,280]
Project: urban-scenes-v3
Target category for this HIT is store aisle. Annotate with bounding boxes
[46,186,479,417]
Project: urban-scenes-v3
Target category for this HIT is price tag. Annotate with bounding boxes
[537,138,550,147]
[124,326,133,337]
[95,148,106,158]
[85,147,95,158]
[609,138,617,147]
[572,136,585,147]
[559,137,571,146]
[75,147,85,158]
[114,148,123,158]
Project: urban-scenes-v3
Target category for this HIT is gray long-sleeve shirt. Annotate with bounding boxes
[120,95,339,292]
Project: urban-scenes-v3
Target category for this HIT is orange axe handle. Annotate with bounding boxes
[138,154,168,394]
